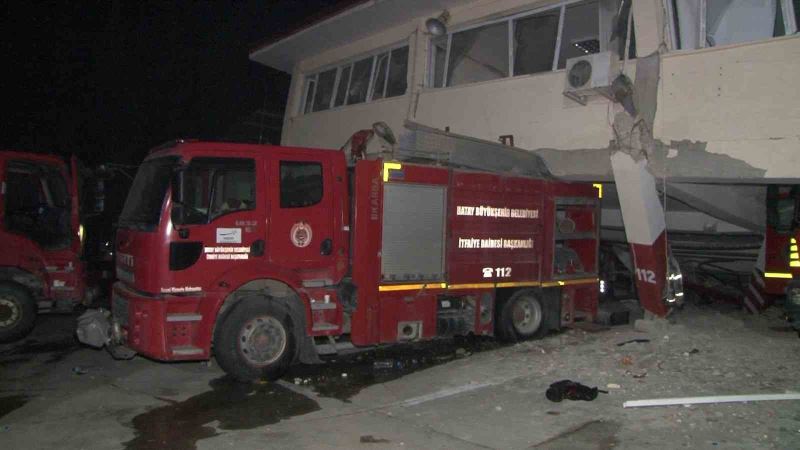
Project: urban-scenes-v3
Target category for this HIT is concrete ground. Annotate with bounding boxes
[1,303,799,450]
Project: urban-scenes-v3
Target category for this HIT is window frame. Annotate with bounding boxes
[279,160,324,209]
[428,0,618,89]
[664,0,798,51]
[174,157,257,226]
[299,41,410,115]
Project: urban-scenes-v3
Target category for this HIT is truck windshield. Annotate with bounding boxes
[5,160,72,248]
[119,156,179,231]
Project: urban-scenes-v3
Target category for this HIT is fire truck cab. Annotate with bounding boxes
[0,151,85,342]
[78,141,599,381]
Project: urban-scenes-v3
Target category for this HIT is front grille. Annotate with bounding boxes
[113,294,129,326]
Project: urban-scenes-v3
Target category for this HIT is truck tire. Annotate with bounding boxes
[0,283,36,343]
[496,289,548,342]
[213,297,296,382]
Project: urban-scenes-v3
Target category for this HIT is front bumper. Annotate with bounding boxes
[110,282,217,361]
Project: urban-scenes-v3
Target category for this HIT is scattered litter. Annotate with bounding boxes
[495,405,502,411]
[341,373,348,378]
[546,411,560,415]
[623,393,800,408]
[360,435,391,444]
[625,369,648,379]
[71,366,88,375]
[546,380,608,402]
[372,360,394,370]
[607,383,621,389]
[616,338,650,347]
[620,355,634,366]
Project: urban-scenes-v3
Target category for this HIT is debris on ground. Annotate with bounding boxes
[71,366,88,375]
[545,380,608,402]
[372,360,394,370]
[625,369,648,379]
[616,338,650,347]
[360,435,391,443]
[623,393,800,408]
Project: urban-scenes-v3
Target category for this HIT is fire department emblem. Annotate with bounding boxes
[290,222,312,248]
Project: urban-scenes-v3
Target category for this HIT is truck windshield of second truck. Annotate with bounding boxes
[118,156,179,231]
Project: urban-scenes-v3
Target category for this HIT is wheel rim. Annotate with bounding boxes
[511,296,542,335]
[238,315,287,366]
[0,296,20,328]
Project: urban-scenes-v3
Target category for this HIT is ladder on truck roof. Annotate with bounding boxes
[394,120,553,179]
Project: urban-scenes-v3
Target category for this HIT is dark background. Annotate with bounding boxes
[1,0,344,165]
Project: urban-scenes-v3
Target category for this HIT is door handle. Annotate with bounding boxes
[251,239,265,257]
[320,238,332,256]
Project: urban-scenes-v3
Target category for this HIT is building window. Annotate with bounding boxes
[514,8,560,76]
[429,0,635,89]
[280,161,323,208]
[668,0,797,50]
[447,21,510,86]
[300,44,409,114]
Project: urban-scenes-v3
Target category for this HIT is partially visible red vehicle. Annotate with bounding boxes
[78,140,601,380]
[0,151,85,341]
[762,186,799,293]
[762,186,800,332]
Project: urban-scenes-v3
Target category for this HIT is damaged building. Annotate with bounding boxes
[250,0,800,320]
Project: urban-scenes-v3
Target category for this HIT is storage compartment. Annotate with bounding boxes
[381,183,447,282]
[552,197,598,278]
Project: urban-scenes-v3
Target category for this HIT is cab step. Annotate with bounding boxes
[166,313,202,322]
[171,346,204,356]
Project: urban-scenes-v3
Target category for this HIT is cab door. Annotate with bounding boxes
[267,151,336,278]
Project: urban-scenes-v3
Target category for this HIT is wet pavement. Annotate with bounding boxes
[124,377,320,450]
[2,307,800,449]
[285,335,504,401]
[0,395,28,419]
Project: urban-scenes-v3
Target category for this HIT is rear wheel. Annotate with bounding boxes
[0,283,36,343]
[497,289,548,342]
[213,298,295,382]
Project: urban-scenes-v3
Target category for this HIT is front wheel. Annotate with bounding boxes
[213,298,296,382]
[0,283,37,343]
[496,289,548,342]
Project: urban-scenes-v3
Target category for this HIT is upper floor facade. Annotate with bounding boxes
[251,0,800,182]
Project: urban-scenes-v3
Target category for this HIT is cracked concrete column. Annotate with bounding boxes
[610,152,670,317]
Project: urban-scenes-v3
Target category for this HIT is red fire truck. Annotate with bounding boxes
[755,185,799,330]
[78,140,599,381]
[0,151,86,341]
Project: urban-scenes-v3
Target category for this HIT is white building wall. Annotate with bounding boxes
[280,0,800,181]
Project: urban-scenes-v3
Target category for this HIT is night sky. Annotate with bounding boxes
[1,0,343,165]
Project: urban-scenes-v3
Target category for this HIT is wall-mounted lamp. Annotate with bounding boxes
[425,10,450,36]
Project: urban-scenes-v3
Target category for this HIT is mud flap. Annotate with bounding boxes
[541,288,562,333]
[278,295,322,365]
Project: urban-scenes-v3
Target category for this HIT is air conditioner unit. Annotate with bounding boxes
[563,51,618,105]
